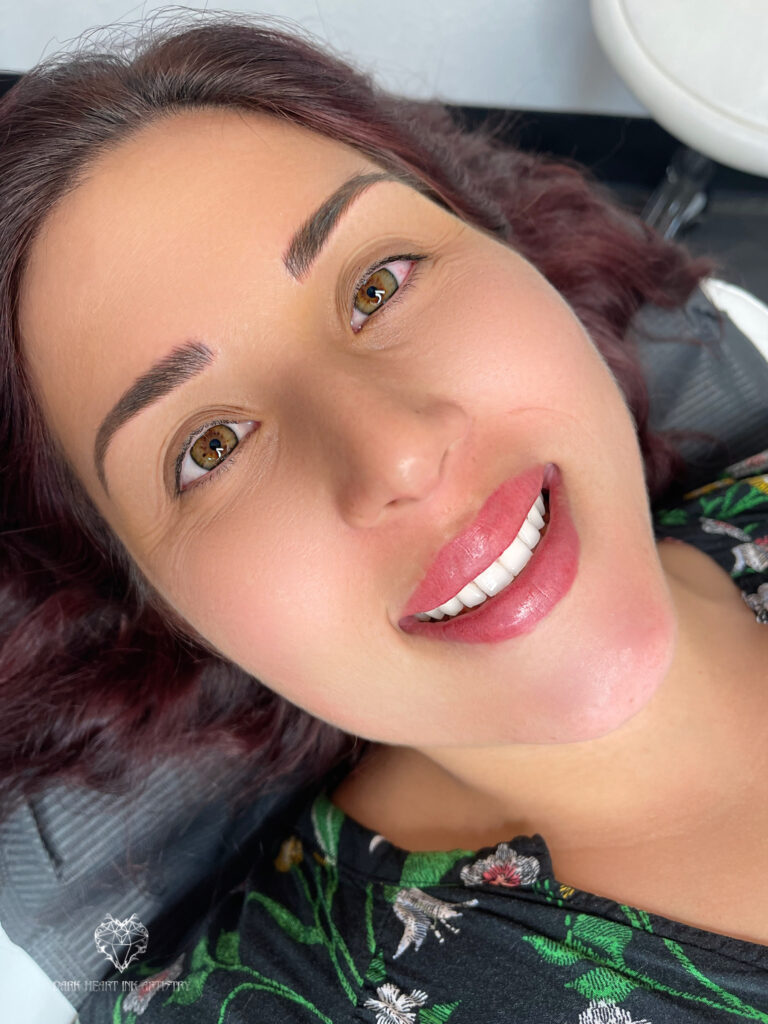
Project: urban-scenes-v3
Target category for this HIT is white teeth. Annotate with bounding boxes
[473,559,514,597]
[498,535,534,578]
[527,504,545,530]
[414,490,548,621]
[517,517,542,548]
[433,596,463,618]
[455,580,487,608]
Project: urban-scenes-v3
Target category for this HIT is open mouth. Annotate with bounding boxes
[412,488,551,624]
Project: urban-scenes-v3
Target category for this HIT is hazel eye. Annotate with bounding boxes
[350,258,416,332]
[177,419,257,493]
[191,423,238,468]
[355,267,398,314]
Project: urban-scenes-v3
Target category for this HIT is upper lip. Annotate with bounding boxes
[398,463,548,621]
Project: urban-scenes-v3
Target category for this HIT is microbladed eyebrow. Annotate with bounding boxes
[94,340,214,496]
[282,169,437,280]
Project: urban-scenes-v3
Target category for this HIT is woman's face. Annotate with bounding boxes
[20,107,676,746]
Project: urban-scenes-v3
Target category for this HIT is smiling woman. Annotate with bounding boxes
[4,10,768,1024]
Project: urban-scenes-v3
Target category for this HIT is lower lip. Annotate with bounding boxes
[399,464,579,643]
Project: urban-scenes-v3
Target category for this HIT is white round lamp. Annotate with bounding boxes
[590,0,768,178]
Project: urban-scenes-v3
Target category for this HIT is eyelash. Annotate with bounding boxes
[349,251,427,331]
[176,251,427,497]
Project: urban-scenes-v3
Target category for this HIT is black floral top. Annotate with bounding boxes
[77,452,768,1024]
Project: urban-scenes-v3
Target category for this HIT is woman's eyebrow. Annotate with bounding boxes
[93,340,214,497]
[93,170,434,498]
[283,170,431,280]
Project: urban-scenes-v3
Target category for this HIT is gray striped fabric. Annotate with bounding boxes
[631,282,768,492]
[0,755,291,1008]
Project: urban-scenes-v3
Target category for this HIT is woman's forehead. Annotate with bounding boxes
[24,107,375,296]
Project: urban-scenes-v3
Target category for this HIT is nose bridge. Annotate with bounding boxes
[291,359,468,527]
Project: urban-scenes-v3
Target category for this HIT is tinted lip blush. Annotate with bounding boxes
[398,463,579,643]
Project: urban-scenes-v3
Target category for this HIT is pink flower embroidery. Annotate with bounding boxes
[460,842,540,888]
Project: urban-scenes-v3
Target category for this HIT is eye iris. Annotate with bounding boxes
[190,424,238,471]
[355,266,398,316]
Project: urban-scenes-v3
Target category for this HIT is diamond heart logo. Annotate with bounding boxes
[94,913,149,972]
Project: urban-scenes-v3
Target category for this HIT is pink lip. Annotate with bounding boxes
[398,463,579,643]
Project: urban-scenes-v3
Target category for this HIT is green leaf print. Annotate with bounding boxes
[655,507,689,526]
[215,931,241,966]
[190,933,216,973]
[523,909,768,1021]
[697,482,768,521]
[365,950,386,983]
[164,968,209,1007]
[161,928,335,1023]
[365,882,376,953]
[247,891,324,944]
[398,849,475,890]
[112,996,135,1024]
[573,915,633,960]
[566,966,637,1002]
[159,937,218,1009]
[247,842,366,1006]
[420,1002,461,1023]
[311,792,345,864]
[523,934,586,966]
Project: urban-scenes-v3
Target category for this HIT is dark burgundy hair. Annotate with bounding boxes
[0,10,715,817]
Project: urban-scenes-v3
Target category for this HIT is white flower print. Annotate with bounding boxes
[578,998,652,1024]
[364,982,429,1024]
[392,887,479,959]
[699,516,768,573]
[742,581,768,622]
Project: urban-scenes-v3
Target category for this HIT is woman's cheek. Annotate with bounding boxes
[172,533,338,695]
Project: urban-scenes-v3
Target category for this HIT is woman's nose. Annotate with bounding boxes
[302,372,470,528]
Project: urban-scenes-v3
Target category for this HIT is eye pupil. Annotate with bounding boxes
[190,423,239,470]
[354,266,399,318]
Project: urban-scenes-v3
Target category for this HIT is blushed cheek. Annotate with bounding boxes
[535,532,677,743]
[165,549,358,722]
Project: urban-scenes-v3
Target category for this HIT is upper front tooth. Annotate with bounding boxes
[455,580,487,607]
[473,559,514,597]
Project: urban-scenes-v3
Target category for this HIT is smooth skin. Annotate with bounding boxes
[19,108,768,944]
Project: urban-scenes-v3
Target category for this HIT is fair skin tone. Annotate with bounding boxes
[19,108,768,944]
